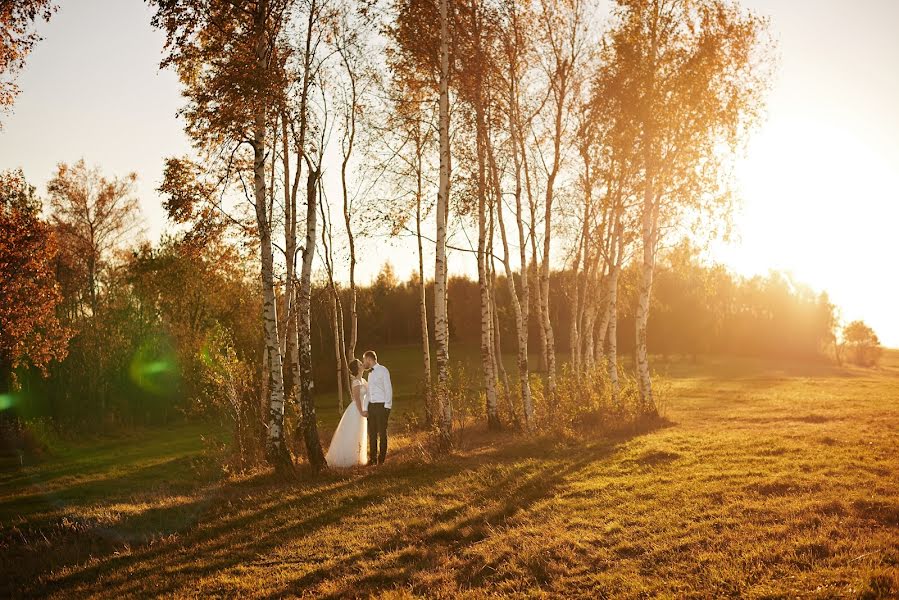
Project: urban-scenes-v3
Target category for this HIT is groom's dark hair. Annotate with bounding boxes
[363,350,377,362]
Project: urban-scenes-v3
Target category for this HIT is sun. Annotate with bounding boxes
[715,114,899,347]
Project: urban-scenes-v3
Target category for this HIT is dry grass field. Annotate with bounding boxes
[2,352,898,598]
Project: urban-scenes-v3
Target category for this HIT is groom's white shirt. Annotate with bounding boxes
[364,363,393,410]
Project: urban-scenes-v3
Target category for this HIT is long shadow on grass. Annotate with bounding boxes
[266,444,616,598]
[25,429,658,598]
[0,454,205,525]
[26,458,467,597]
[0,427,209,491]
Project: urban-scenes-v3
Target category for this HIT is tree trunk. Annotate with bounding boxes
[607,212,624,406]
[340,46,358,372]
[297,167,327,470]
[539,233,557,406]
[636,167,657,414]
[582,288,597,364]
[256,140,291,471]
[529,203,547,374]
[596,278,612,361]
[568,236,582,373]
[435,0,452,445]
[416,162,433,426]
[607,262,620,406]
[330,294,345,412]
[251,10,292,472]
[321,184,348,412]
[577,144,596,369]
[490,130,532,431]
[636,7,659,416]
[488,193,509,429]
[281,112,301,403]
[476,108,499,430]
[489,255,512,429]
[335,293,347,411]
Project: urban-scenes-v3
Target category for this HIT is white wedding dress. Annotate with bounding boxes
[325,378,368,468]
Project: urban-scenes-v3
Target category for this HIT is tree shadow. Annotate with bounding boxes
[0,454,204,524]
[22,460,463,596]
[16,424,662,598]
[268,446,613,599]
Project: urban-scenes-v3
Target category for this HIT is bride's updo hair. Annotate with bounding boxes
[349,358,363,377]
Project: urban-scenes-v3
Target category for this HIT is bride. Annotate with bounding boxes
[325,358,368,468]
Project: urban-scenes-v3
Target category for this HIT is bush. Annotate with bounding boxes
[528,361,653,436]
[198,324,264,471]
[425,359,668,447]
[841,321,883,367]
[0,414,55,464]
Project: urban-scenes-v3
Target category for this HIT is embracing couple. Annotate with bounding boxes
[324,350,393,468]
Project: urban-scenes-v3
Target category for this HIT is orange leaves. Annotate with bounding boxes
[0,170,71,379]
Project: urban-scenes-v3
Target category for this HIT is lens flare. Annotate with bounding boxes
[0,393,16,411]
[129,336,179,397]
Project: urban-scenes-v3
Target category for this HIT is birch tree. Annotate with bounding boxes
[604,0,770,411]
[330,2,372,376]
[435,0,453,443]
[388,0,454,443]
[455,0,501,429]
[149,0,299,471]
[488,0,532,429]
[533,0,589,404]
[383,83,437,424]
[319,183,346,410]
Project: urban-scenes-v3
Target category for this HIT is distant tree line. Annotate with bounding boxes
[310,244,840,391]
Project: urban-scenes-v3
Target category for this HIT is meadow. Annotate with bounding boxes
[2,351,898,598]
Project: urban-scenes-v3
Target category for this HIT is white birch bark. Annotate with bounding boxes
[338,41,358,370]
[297,167,327,469]
[252,6,291,470]
[435,0,452,443]
[490,268,513,426]
[492,137,533,431]
[414,138,433,425]
[607,211,624,406]
[488,194,510,427]
[538,70,566,405]
[281,112,302,404]
[539,191,558,405]
[568,234,582,373]
[596,277,613,361]
[476,118,499,430]
[582,286,597,363]
[636,5,659,414]
[635,177,658,412]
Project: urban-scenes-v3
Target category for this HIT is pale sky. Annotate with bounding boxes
[1,0,897,347]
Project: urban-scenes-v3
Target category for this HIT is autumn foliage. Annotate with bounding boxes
[0,170,69,391]
[0,0,56,115]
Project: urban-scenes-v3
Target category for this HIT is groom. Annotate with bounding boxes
[362,350,392,465]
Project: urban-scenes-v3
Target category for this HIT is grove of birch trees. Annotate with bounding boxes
[139,0,773,467]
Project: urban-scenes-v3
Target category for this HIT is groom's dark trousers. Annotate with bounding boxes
[368,403,390,464]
